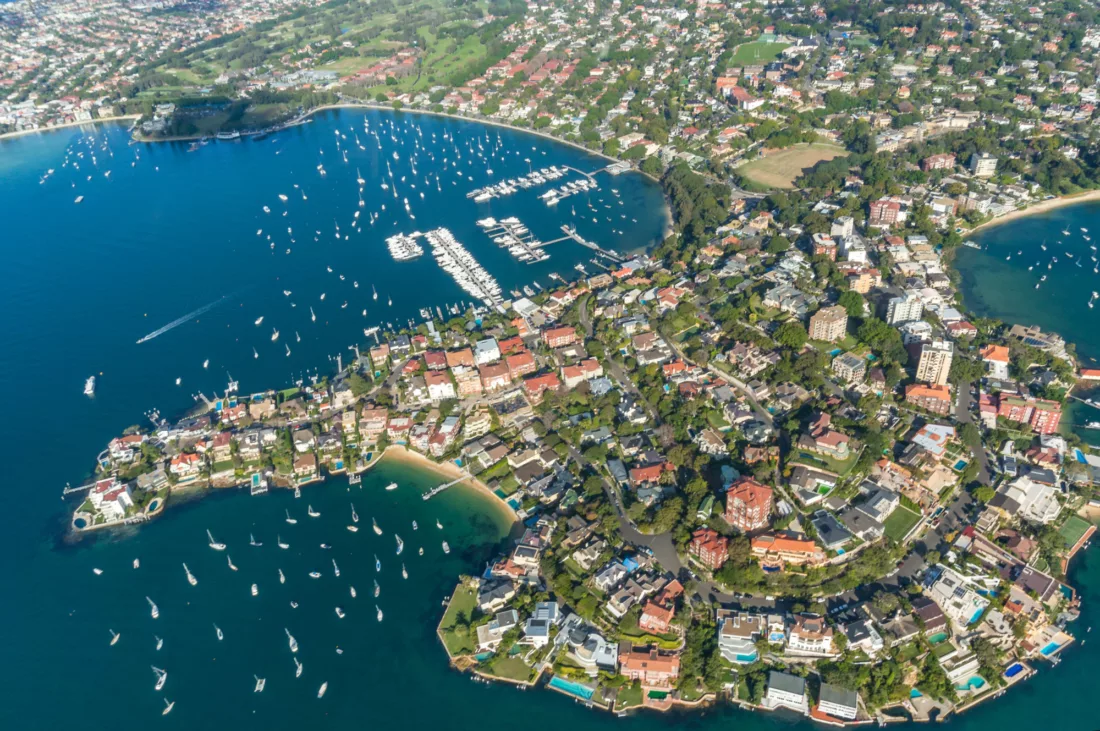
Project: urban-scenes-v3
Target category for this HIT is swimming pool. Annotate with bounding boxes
[910,689,923,699]
[549,676,595,700]
[953,459,968,471]
[1004,663,1024,678]
[956,676,986,691]
[1041,641,1061,656]
[928,632,948,645]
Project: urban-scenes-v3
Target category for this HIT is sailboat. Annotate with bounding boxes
[278,535,289,549]
[183,563,197,586]
[350,586,357,598]
[310,307,316,322]
[254,676,266,693]
[385,482,398,491]
[147,597,159,619]
[372,518,382,535]
[308,505,320,518]
[109,629,120,646]
[250,533,262,547]
[436,519,443,530]
[351,504,359,523]
[285,509,297,525]
[372,285,378,301]
[286,628,299,653]
[335,607,345,619]
[207,529,226,550]
[332,559,340,577]
[412,520,418,531]
[214,624,224,641]
[155,636,163,651]
[152,666,167,691]
[294,658,303,678]
[376,606,384,622]
[279,568,286,584]
[402,564,408,580]
[133,558,140,569]
[375,555,381,572]
[395,535,404,555]
[227,555,238,571]
[162,699,175,716]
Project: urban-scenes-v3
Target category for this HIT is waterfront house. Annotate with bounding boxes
[786,614,838,658]
[88,478,134,523]
[476,610,519,652]
[764,671,808,714]
[292,428,315,454]
[816,683,859,721]
[359,408,389,443]
[170,452,202,479]
[477,579,516,613]
[618,644,680,689]
[926,566,990,629]
[717,609,764,664]
[293,453,318,481]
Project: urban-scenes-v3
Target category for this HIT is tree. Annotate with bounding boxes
[837,290,864,319]
[766,235,791,255]
[774,321,808,350]
[348,373,371,397]
[972,485,995,503]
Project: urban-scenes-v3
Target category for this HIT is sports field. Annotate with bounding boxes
[739,143,849,189]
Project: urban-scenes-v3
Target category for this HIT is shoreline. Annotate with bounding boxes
[965,189,1100,237]
[0,115,140,142]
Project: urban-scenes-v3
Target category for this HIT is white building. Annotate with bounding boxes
[886,294,924,325]
[927,566,990,629]
[764,671,808,714]
[916,340,954,386]
[474,338,501,365]
[717,610,763,664]
[969,152,998,177]
[993,475,1062,524]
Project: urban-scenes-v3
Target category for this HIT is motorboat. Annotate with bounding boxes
[335,607,345,619]
[318,682,328,699]
[214,624,224,641]
[442,541,450,554]
[385,482,398,491]
[309,571,322,579]
[251,584,259,597]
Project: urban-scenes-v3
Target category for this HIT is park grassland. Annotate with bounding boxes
[738,143,850,189]
[728,40,790,65]
[439,583,478,656]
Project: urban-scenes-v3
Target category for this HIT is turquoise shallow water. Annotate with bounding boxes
[0,113,1097,730]
[955,203,1100,445]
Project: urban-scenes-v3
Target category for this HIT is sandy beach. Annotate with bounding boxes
[374,445,519,524]
[1078,504,1100,523]
[967,189,1100,236]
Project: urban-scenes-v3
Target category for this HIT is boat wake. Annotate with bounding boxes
[136,295,231,344]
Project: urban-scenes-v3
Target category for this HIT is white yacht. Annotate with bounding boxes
[402,564,408,580]
[442,541,450,554]
[332,559,340,577]
[372,518,383,535]
[278,536,289,549]
[385,482,398,491]
[251,583,259,597]
[412,520,418,531]
[255,316,264,326]
[183,563,197,586]
[93,568,103,576]
[147,597,159,619]
[350,586,357,598]
[317,682,328,699]
[347,525,359,533]
[286,628,298,653]
[162,699,175,716]
[133,558,140,569]
[395,535,404,555]
[376,606,383,622]
[152,666,167,691]
[254,676,266,693]
[227,556,238,571]
[308,505,320,518]
[294,658,303,677]
[109,629,120,646]
[436,519,443,530]
[207,529,226,551]
[250,533,262,547]
[309,571,322,579]
[279,568,286,584]
[285,509,297,525]
[335,607,345,619]
[373,580,380,598]
[351,504,359,523]
[214,624,224,641]
[155,636,163,651]
[84,376,95,396]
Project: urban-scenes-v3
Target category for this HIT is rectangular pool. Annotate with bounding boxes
[1041,641,1061,656]
[549,676,595,701]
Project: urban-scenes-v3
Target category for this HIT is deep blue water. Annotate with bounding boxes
[1,111,1097,730]
[954,203,1100,445]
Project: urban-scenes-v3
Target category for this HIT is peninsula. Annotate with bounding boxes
[19,0,1100,724]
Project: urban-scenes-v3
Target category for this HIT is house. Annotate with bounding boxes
[905,383,953,415]
[476,610,520,652]
[787,614,837,657]
[506,351,537,379]
[988,475,1062,524]
[561,359,603,388]
[980,344,1010,380]
[425,370,456,402]
[841,619,884,657]
[522,601,561,648]
[170,452,202,478]
[477,579,517,612]
[717,609,763,664]
[542,326,577,348]
[292,428,315,453]
[689,528,729,570]
[724,477,773,532]
[750,533,825,568]
[479,362,513,393]
[816,683,859,721]
[910,596,948,633]
[639,601,675,634]
[445,348,476,368]
[618,645,680,688]
[359,408,389,443]
[474,338,501,365]
[799,413,850,460]
[293,452,318,479]
[764,671,808,714]
[926,566,990,629]
[88,478,134,522]
[523,373,561,403]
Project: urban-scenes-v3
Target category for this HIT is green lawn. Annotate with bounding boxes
[794,448,858,476]
[439,584,478,656]
[728,40,790,65]
[1059,515,1092,549]
[486,655,533,682]
[615,683,644,710]
[884,506,922,542]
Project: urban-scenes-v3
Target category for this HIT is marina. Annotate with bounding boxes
[476,216,549,264]
[425,228,503,308]
[385,232,425,261]
[465,165,569,202]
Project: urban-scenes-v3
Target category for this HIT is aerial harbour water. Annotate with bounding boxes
[954,202,1100,446]
[1,110,1098,731]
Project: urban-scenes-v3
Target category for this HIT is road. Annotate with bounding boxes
[955,381,993,485]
